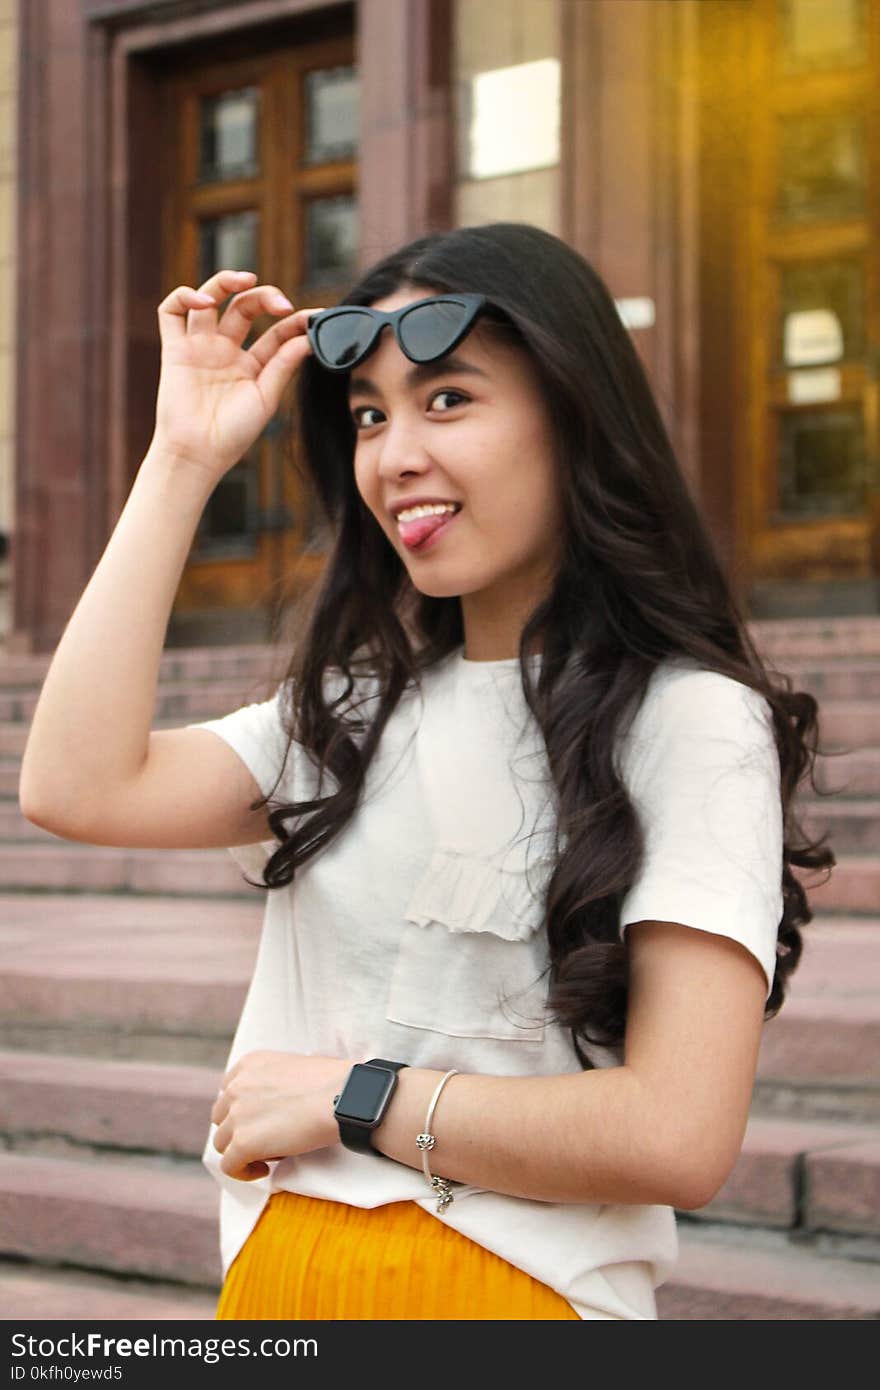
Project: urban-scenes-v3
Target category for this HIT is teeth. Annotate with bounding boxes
[396,502,459,523]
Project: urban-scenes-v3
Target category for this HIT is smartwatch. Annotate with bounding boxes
[332,1058,408,1156]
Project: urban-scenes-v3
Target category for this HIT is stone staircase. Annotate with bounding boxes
[1,619,879,1320]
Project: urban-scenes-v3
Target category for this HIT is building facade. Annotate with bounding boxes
[0,0,16,646]
[3,0,880,653]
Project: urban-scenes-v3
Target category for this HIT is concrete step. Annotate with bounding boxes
[791,854,880,915]
[1,1149,876,1319]
[797,797,880,854]
[0,892,260,1065]
[749,615,880,660]
[3,697,286,757]
[0,621,876,700]
[4,616,879,688]
[0,843,265,896]
[0,1051,220,1157]
[0,803,57,838]
[2,1048,877,1243]
[0,1152,222,1286]
[815,746,880,797]
[755,921,880,1122]
[0,643,276,690]
[0,746,835,807]
[702,1113,879,1236]
[657,1222,880,1319]
[0,1262,217,1320]
[0,835,872,912]
[806,1136,880,1242]
[6,690,880,745]
[818,702,880,750]
[1,893,877,1098]
[12,661,880,727]
[2,722,37,757]
[0,905,876,1125]
[0,760,20,797]
[5,795,875,857]
[0,676,282,727]
[780,661,880,701]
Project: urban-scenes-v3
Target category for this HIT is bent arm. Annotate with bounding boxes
[366,920,767,1209]
[19,446,215,833]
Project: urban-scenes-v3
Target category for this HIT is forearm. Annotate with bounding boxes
[367,1064,678,1208]
[19,444,215,826]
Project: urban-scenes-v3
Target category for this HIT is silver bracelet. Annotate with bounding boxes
[415,1068,459,1213]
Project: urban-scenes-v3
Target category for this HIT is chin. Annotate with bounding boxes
[407,575,467,599]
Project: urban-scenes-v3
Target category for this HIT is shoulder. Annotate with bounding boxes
[616,659,777,787]
[633,658,772,734]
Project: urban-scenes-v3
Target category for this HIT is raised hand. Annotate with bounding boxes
[151,268,324,483]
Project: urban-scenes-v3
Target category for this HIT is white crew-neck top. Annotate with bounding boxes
[187,642,783,1321]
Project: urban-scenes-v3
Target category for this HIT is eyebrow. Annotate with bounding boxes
[347,354,490,399]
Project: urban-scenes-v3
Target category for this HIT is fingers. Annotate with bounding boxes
[245,304,314,369]
[212,1113,270,1182]
[250,312,320,416]
[156,269,257,347]
[214,283,296,347]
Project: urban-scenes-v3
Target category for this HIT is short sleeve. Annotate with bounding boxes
[185,682,292,877]
[616,669,784,1000]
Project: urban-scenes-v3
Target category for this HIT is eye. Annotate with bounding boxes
[430,388,468,413]
[351,389,468,430]
[351,405,383,429]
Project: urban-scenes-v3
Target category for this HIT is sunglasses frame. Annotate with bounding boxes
[306,293,489,373]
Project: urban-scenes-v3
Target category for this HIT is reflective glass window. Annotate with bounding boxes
[777,406,868,517]
[304,195,357,286]
[776,110,866,224]
[304,66,359,165]
[199,88,260,183]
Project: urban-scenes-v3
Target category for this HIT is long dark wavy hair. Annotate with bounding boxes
[244,221,835,1069]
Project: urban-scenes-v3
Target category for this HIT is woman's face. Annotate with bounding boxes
[347,285,564,651]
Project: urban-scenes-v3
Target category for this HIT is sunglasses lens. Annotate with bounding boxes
[312,310,377,369]
[399,300,472,361]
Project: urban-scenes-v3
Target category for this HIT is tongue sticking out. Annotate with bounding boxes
[398,511,455,547]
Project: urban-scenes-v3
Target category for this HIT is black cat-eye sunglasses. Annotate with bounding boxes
[306,293,489,373]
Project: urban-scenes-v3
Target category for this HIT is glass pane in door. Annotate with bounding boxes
[193,453,260,559]
[304,195,357,286]
[303,65,359,164]
[777,0,867,74]
[778,257,865,366]
[198,210,260,282]
[777,405,868,518]
[776,110,866,224]
[199,88,261,183]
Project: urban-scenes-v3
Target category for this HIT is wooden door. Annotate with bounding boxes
[743,0,880,597]
[160,30,357,628]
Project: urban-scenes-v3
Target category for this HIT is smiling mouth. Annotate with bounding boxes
[397,505,462,551]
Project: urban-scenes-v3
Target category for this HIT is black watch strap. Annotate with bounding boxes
[335,1059,408,1155]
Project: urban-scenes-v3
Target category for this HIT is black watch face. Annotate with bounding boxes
[337,1065,395,1122]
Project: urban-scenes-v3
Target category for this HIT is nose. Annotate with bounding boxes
[374,410,434,481]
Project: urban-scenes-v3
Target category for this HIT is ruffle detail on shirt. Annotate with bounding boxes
[404,845,549,943]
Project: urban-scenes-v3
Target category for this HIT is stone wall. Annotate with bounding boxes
[0,0,17,642]
[453,0,560,233]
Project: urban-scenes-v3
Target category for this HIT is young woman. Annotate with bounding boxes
[19,222,834,1321]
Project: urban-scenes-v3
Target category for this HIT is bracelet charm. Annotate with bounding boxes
[417,1068,459,1213]
[431,1175,455,1212]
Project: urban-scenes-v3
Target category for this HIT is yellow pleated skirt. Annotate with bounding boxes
[215,1190,581,1320]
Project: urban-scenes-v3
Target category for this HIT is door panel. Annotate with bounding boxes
[744,0,880,591]
[159,32,358,627]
